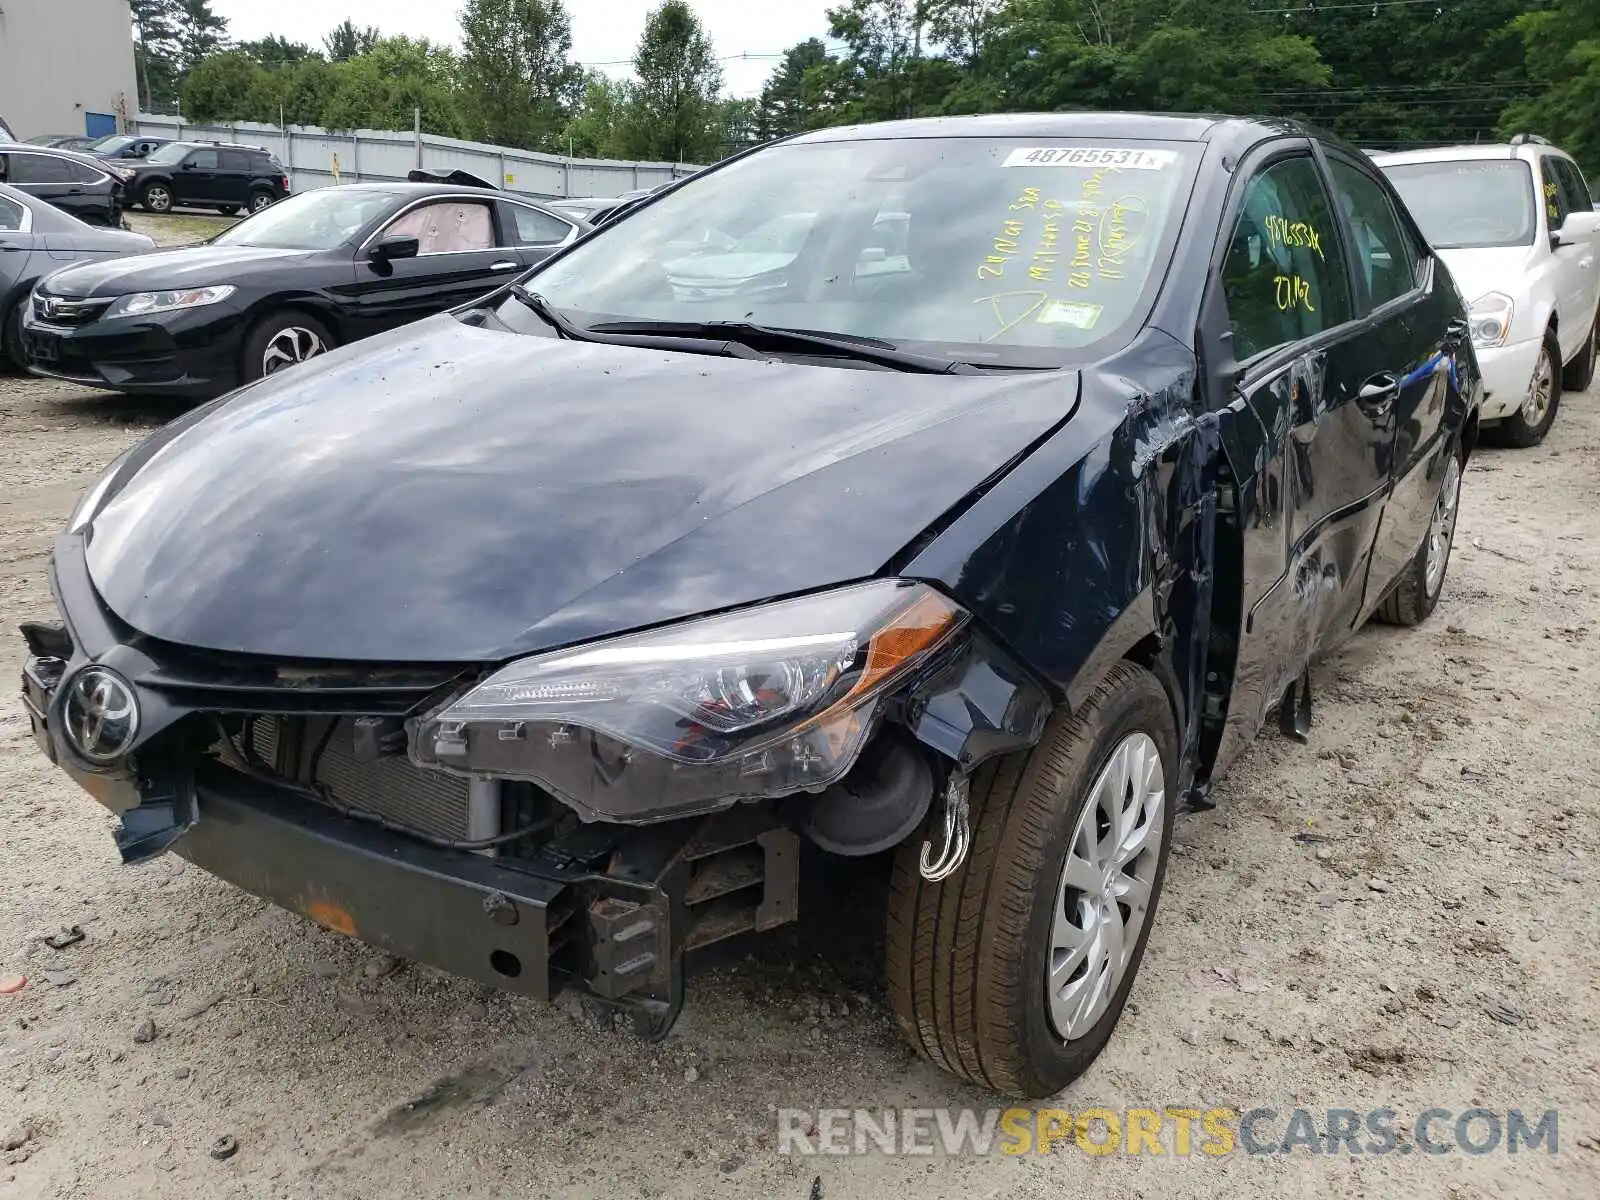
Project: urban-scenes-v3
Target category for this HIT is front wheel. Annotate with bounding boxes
[1490,330,1561,448]
[886,661,1177,1097]
[1375,450,1463,627]
[140,183,172,214]
[240,311,335,384]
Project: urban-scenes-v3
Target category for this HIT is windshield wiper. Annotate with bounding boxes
[506,285,765,360]
[586,318,984,375]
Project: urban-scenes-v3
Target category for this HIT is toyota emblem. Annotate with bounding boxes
[62,666,139,763]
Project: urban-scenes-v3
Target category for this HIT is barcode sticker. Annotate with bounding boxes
[1003,147,1176,171]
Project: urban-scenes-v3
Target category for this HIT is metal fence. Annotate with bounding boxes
[131,114,702,201]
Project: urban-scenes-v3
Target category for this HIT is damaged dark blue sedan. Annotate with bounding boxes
[21,113,1480,1098]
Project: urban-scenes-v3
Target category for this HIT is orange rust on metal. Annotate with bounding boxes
[304,900,359,936]
[77,774,111,803]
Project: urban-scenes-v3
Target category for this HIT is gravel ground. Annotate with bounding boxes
[0,284,1597,1196]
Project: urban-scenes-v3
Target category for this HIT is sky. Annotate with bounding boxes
[207,0,838,98]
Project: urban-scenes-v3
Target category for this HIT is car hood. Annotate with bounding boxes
[84,316,1080,663]
[1433,245,1537,308]
[37,244,316,297]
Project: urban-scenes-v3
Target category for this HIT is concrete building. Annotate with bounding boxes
[0,0,138,140]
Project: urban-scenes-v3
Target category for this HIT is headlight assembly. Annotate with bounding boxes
[104,286,236,320]
[1468,292,1514,348]
[410,580,968,822]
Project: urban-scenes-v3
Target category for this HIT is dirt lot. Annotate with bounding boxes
[0,240,1596,1197]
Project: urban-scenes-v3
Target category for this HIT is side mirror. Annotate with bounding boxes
[369,234,420,263]
[181,160,196,170]
[1557,209,1600,245]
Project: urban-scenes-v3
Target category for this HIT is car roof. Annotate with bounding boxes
[789,111,1302,146]
[295,181,585,213]
[1372,143,1566,167]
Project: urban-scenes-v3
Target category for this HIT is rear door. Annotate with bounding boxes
[2,152,97,221]
[500,199,578,267]
[218,150,254,207]
[1539,152,1593,363]
[345,196,521,337]
[1208,144,1396,774]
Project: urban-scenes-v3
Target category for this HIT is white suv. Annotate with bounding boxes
[1376,136,1600,446]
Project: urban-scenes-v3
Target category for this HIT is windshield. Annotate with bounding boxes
[87,135,133,154]
[211,187,403,250]
[513,137,1198,368]
[1382,159,1535,249]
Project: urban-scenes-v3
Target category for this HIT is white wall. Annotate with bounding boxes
[134,116,702,200]
[0,0,138,139]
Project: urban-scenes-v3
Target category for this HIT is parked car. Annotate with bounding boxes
[123,141,289,215]
[27,134,99,151]
[546,195,628,224]
[1376,135,1600,446]
[85,133,170,162]
[20,113,1481,1099]
[22,181,585,396]
[0,145,129,226]
[0,183,154,368]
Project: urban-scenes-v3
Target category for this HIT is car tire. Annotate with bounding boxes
[218,205,240,217]
[241,311,335,384]
[1375,448,1464,627]
[248,189,275,214]
[1561,314,1597,393]
[1489,329,1561,448]
[140,182,173,214]
[1,301,25,373]
[885,660,1177,1098]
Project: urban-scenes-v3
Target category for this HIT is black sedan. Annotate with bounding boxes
[21,181,585,397]
[0,183,154,367]
[21,113,1480,1098]
[0,145,130,226]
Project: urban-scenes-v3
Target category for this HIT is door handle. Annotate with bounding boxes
[490,261,519,271]
[1358,372,1399,410]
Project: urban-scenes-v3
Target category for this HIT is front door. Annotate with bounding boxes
[1208,147,1397,775]
[344,197,521,338]
[175,148,221,206]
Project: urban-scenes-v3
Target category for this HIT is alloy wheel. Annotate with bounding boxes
[1523,348,1555,424]
[145,187,171,213]
[261,326,326,376]
[1424,454,1462,598]
[1047,731,1165,1042]
[250,192,273,212]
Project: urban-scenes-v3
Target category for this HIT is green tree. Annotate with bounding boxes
[621,1,725,163]
[561,71,632,158]
[171,0,229,71]
[755,38,831,139]
[458,0,581,149]
[129,0,182,110]
[324,19,381,62]
[181,50,263,121]
[280,58,341,125]
[1501,0,1600,179]
[321,37,462,135]
[238,35,318,69]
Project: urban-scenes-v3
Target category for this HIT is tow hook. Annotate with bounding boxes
[919,772,971,882]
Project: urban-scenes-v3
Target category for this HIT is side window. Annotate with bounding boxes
[186,149,219,170]
[1539,156,1571,228]
[1554,159,1591,222]
[64,159,105,185]
[507,204,572,246]
[383,201,494,254]
[1221,155,1353,361]
[219,150,251,172]
[1327,158,1418,308]
[0,195,26,232]
[9,153,73,184]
